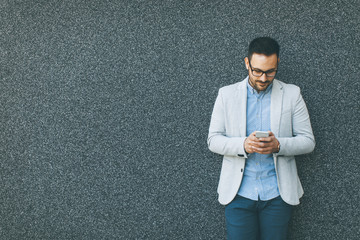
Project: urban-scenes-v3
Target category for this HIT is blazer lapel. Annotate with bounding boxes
[237,78,248,137]
[270,80,283,137]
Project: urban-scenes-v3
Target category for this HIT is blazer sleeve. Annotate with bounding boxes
[276,88,315,156]
[207,89,247,157]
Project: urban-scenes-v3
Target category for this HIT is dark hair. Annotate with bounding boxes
[248,37,280,60]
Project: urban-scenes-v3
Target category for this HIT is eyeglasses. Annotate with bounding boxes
[248,60,277,78]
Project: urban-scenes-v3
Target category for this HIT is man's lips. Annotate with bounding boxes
[257,82,269,87]
[256,81,270,84]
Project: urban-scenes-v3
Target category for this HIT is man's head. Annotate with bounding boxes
[245,37,280,92]
[247,37,280,61]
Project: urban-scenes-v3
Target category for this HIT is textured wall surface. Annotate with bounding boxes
[0,0,359,239]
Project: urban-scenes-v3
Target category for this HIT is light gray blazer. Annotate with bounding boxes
[208,77,315,205]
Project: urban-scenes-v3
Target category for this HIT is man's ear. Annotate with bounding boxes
[244,57,249,70]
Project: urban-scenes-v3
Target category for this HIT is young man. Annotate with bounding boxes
[207,37,315,240]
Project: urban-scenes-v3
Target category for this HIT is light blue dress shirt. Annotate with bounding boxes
[237,80,280,201]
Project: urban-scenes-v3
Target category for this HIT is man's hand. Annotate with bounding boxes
[244,131,279,154]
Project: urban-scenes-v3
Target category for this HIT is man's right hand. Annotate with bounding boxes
[244,132,258,154]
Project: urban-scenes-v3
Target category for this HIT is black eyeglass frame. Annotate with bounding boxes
[248,60,278,78]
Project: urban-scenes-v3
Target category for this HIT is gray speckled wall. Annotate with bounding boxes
[0,0,359,239]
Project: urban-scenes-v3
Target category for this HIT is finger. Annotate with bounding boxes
[246,144,254,154]
[249,132,260,140]
[248,145,255,153]
[252,141,266,148]
[254,141,276,148]
[250,135,261,142]
[253,146,273,154]
[258,136,273,142]
[245,139,255,153]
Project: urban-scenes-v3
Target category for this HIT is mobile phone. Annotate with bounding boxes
[255,131,269,138]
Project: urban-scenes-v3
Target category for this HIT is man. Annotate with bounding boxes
[207,37,315,240]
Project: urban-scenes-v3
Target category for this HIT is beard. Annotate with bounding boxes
[248,75,272,92]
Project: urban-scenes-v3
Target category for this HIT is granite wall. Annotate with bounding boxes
[1,0,359,239]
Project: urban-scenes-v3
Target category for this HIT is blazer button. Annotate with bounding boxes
[241,169,243,172]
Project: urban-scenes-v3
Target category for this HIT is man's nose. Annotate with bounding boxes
[259,73,267,81]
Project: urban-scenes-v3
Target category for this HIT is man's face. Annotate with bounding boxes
[245,53,279,92]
